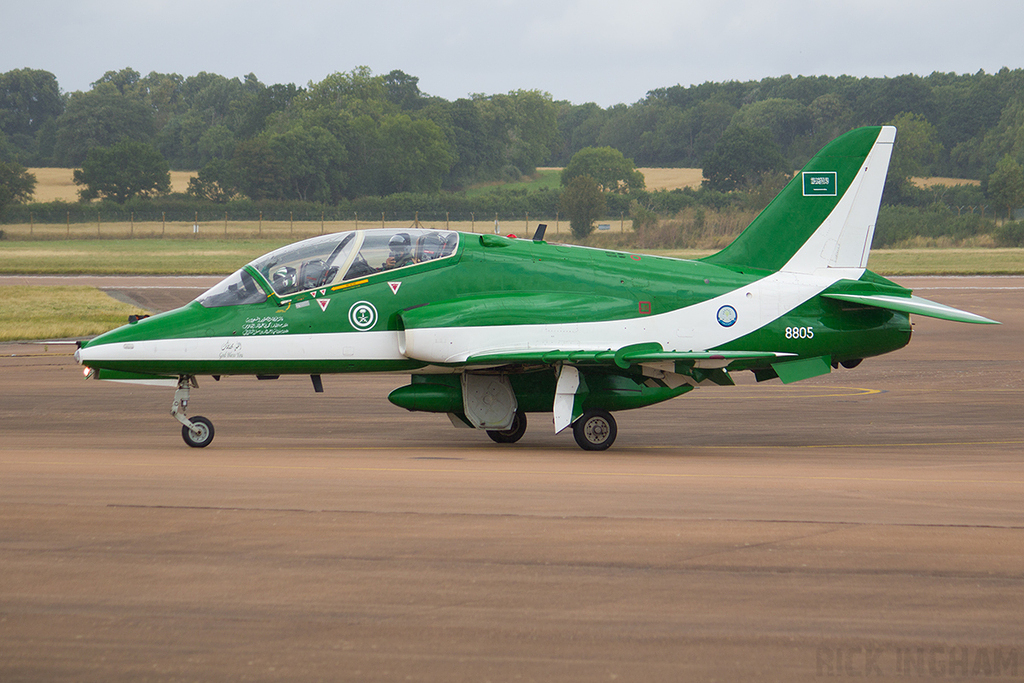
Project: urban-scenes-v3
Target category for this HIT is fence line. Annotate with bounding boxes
[1,211,632,241]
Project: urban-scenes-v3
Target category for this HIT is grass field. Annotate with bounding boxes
[864,248,1024,274]
[27,167,698,202]
[910,176,981,188]
[2,238,1023,276]
[469,167,705,194]
[0,239,293,274]
[0,286,146,342]
[466,169,563,196]
[637,168,704,191]
[23,166,980,203]
[0,216,584,244]
[649,248,1024,274]
[26,168,197,202]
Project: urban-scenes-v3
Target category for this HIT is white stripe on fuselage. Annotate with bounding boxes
[79,330,406,365]
[402,268,863,364]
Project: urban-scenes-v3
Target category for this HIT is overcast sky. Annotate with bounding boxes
[4,1,1023,106]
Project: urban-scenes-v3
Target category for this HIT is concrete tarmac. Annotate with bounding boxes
[1,277,1022,681]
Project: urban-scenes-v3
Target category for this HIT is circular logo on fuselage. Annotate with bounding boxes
[348,301,378,330]
[717,305,738,327]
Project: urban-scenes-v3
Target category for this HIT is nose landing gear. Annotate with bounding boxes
[171,376,215,448]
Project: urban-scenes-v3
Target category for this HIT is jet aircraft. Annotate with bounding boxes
[76,126,998,450]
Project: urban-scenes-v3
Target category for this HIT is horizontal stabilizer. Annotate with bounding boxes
[821,292,1000,325]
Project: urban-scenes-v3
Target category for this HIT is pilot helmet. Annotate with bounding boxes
[389,232,412,258]
[273,266,295,289]
[420,233,443,260]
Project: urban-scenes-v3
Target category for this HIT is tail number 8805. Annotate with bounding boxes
[785,326,814,339]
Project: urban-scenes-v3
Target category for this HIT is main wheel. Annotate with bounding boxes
[182,416,215,448]
[487,410,527,444]
[572,409,617,451]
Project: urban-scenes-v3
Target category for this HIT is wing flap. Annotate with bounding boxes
[821,292,1000,325]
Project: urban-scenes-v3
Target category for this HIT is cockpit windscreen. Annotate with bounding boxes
[251,229,458,296]
[197,229,459,307]
[196,268,268,308]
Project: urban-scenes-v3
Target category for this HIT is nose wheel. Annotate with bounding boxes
[171,376,216,448]
[182,416,215,448]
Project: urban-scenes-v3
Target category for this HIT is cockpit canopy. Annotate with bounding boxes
[197,228,459,307]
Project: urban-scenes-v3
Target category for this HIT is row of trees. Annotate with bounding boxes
[0,66,559,199]
[7,67,1024,181]
[552,70,1024,180]
[5,65,1024,235]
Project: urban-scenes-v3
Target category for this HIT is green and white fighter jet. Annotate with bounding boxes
[76,126,998,450]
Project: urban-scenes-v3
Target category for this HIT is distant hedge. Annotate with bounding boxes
[872,205,994,248]
[3,192,563,225]
[6,188,1016,251]
[993,220,1024,247]
[2,185,725,226]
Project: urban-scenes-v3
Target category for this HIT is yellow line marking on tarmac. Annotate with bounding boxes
[257,438,1024,451]
[6,451,1024,486]
[711,385,883,398]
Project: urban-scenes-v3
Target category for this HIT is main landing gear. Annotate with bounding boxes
[487,410,528,444]
[171,376,215,448]
[572,409,617,451]
[484,409,619,451]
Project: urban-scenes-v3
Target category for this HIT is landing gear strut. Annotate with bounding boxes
[171,376,215,448]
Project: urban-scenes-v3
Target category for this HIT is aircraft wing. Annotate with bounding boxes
[820,292,1000,325]
[462,345,798,431]
[464,346,793,369]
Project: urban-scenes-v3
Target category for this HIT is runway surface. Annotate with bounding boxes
[1,277,1022,681]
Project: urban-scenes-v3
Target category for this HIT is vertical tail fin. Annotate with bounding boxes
[702,126,895,275]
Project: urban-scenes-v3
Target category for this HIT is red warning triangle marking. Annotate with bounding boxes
[388,281,401,294]
[317,299,330,312]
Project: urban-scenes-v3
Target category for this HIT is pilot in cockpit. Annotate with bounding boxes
[383,233,416,270]
[272,266,296,293]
